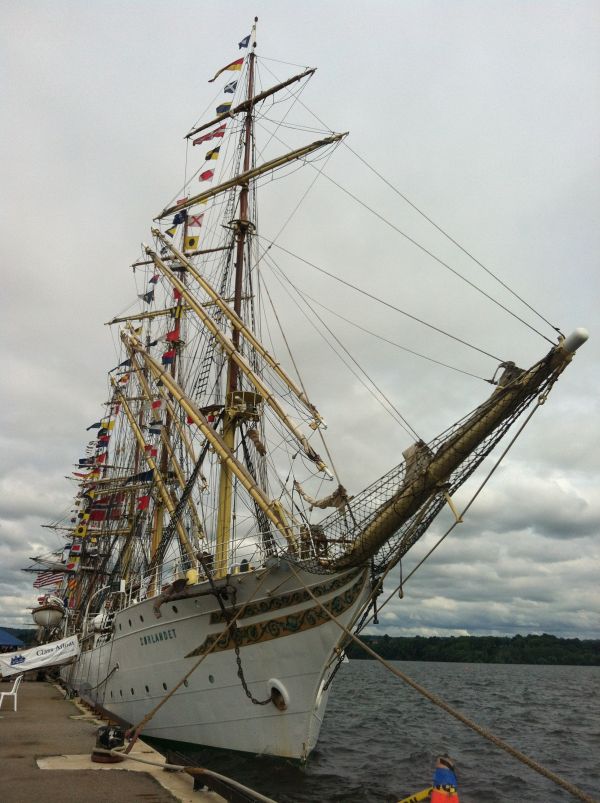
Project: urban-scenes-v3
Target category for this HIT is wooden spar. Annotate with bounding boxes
[110,377,197,566]
[156,132,347,220]
[131,246,230,267]
[122,331,295,548]
[107,306,188,326]
[185,67,316,140]
[332,336,585,569]
[125,345,206,540]
[144,245,329,472]
[153,229,324,426]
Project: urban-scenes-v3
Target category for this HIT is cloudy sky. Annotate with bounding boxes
[1,1,598,638]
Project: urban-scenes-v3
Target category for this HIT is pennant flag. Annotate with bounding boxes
[78,457,94,466]
[33,571,63,589]
[165,328,180,342]
[139,290,154,304]
[148,420,164,434]
[144,444,158,458]
[208,58,244,83]
[86,422,102,431]
[173,288,182,301]
[89,509,107,522]
[112,359,131,371]
[224,80,238,94]
[100,419,115,430]
[69,541,82,555]
[192,123,226,146]
[137,495,151,511]
[126,469,154,484]
[188,213,204,228]
[205,146,220,161]
[151,399,165,411]
[216,103,232,115]
[118,373,130,384]
[74,523,88,538]
[173,210,187,225]
[98,434,110,444]
[65,557,80,572]
[166,226,177,237]
[239,34,250,49]
[96,452,107,464]
[199,169,214,182]
[162,349,176,365]
[184,234,200,251]
[186,414,195,425]
[149,274,159,284]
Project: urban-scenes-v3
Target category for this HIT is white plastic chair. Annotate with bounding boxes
[0,674,24,712]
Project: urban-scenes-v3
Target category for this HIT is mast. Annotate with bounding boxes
[215,18,258,578]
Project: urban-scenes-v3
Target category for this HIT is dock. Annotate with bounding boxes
[0,677,224,802]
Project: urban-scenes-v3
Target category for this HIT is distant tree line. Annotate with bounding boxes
[346,634,600,665]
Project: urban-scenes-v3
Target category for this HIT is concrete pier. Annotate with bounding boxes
[0,678,224,802]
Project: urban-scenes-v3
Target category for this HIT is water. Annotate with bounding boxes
[157,661,600,802]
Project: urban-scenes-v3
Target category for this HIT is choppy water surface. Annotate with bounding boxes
[163,661,600,802]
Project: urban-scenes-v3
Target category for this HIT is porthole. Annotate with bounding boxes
[208,674,214,684]
[172,605,178,613]
[162,682,167,690]
[145,685,149,693]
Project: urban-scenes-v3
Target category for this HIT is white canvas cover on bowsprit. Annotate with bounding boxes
[0,636,80,677]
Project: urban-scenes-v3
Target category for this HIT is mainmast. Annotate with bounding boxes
[215,18,258,577]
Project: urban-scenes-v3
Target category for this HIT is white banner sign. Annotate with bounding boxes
[0,636,80,677]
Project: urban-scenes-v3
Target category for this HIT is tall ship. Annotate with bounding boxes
[26,21,586,761]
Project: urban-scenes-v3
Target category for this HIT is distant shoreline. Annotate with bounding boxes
[346,634,600,665]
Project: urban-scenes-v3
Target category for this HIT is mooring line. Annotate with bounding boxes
[288,564,596,803]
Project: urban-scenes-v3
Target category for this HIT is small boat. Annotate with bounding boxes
[31,595,66,629]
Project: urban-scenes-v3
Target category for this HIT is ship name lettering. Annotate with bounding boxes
[139,628,177,647]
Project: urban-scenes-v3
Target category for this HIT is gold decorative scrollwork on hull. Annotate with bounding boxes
[185,571,367,658]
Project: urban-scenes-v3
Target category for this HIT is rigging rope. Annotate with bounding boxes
[363,383,554,627]
[278,272,493,384]
[264,69,561,345]
[288,564,595,803]
[258,235,505,363]
[264,255,421,441]
[268,257,422,441]
[343,141,563,338]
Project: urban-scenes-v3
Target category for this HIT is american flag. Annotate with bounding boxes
[33,571,63,589]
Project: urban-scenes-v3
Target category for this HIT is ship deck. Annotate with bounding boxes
[0,676,224,802]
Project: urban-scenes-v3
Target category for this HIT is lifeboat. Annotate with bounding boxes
[31,596,66,628]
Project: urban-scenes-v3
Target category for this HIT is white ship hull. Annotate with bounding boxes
[62,563,369,760]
